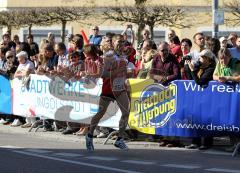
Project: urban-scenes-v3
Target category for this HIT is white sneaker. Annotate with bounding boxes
[0,118,7,124]
[11,119,22,127]
[97,132,108,138]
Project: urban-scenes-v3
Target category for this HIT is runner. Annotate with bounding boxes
[85,34,130,151]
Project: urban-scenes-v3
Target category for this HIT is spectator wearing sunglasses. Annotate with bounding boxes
[89,26,102,47]
[4,51,19,79]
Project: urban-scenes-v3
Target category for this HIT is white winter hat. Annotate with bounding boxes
[16,51,28,59]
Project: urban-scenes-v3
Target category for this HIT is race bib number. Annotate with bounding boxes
[112,77,125,91]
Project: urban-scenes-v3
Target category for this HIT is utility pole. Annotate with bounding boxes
[212,0,219,38]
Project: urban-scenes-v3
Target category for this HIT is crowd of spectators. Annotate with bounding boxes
[0,25,240,151]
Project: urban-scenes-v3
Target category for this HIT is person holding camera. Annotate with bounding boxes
[185,49,216,150]
[182,33,206,80]
[179,38,192,79]
[187,49,216,87]
[122,24,135,46]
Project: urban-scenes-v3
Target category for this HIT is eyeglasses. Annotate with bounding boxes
[6,55,14,59]
[93,29,99,31]
[143,33,148,35]
[106,39,112,42]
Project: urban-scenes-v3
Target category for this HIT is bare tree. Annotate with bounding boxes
[13,8,54,35]
[225,0,240,26]
[0,10,18,36]
[145,7,188,40]
[43,7,91,42]
[102,0,189,43]
[0,7,91,42]
[0,8,53,38]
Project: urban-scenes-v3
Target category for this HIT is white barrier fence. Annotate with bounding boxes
[12,74,121,128]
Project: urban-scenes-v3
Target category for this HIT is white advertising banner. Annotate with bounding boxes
[12,75,121,128]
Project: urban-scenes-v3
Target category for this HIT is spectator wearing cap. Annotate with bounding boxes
[185,49,216,150]
[229,37,240,60]
[187,49,216,87]
[89,26,102,46]
[14,51,35,78]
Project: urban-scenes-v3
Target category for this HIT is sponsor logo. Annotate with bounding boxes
[134,83,177,128]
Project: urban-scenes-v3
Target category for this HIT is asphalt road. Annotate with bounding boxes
[0,129,239,173]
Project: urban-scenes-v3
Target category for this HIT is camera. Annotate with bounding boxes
[181,55,192,61]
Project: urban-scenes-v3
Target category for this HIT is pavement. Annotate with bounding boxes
[0,123,239,173]
[0,122,232,150]
[0,123,162,148]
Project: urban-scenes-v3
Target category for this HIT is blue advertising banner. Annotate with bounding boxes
[129,79,240,137]
[1,74,240,137]
[0,75,12,114]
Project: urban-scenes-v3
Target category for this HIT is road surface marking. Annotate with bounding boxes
[161,164,200,169]
[202,150,232,156]
[54,152,84,157]
[13,150,141,173]
[122,160,156,165]
[0,145,23,149]
[25,149,52,154]
[85,156,118,161]
[205,168,240,173]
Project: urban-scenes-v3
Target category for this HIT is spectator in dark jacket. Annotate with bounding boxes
[186,49,216,87]
[150,41,180,85]
[185,49,216,150]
